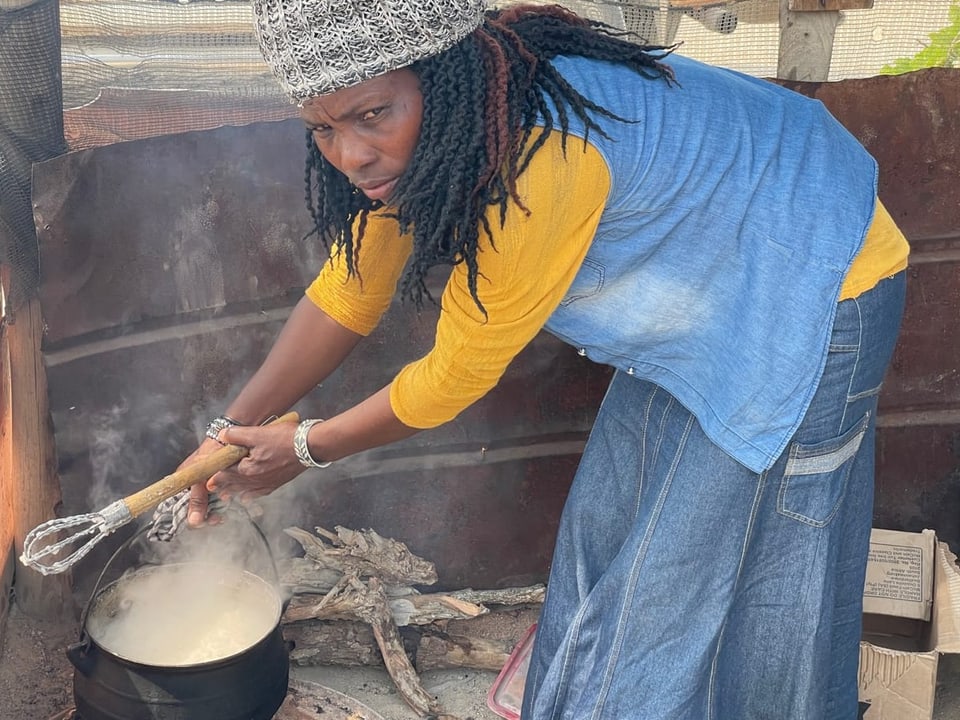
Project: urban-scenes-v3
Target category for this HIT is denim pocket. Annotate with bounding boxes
[776,411,871,527]
[559,257,604,306]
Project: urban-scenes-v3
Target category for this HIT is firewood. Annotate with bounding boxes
[283,621,517,673]
[416,605,541,671]
[279,678,390,720]
[282,588,488,625]
[278,556,343,594]
[284,526,438,586]
[283,605,541,672]
[338,575,447,718]
[448,585,545,606]
[277,526,542,718]
[441,604,541,644]
[283,585,544,626]
[416,633,513,672]
[282,620,381,667]
[283,620,395,668]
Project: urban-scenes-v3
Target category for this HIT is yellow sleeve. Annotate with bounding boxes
[390,134,611,428]
[304,211,413,335]
[839,199,910,300]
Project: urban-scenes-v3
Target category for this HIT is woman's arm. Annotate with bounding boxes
[219,295,364,426]
[186,222,417,523]
[184,296,369,523]
[204,383,418,505]
[220,294,422,468]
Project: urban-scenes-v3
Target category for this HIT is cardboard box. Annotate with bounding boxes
[859,529,960,719]
[863,528,935,621]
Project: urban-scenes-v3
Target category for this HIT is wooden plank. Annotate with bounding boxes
[788,0,874,10]
[777,0,839,81]
[5,296,71,618]
[0,552,11,648]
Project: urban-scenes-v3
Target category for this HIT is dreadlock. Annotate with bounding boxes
[303,3,675,314]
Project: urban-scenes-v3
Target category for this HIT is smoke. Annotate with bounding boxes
[86,397,184,512]
[81,335,284,584]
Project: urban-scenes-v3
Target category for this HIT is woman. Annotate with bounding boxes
[183,2,908,718]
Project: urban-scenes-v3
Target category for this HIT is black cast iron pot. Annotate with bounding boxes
[67,527,290,720]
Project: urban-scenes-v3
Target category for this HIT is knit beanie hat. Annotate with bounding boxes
[253,0,488,103]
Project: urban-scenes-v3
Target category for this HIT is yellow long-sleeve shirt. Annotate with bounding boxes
[306,134,909,429]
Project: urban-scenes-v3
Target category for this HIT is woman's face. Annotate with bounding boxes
[300,68,424,204]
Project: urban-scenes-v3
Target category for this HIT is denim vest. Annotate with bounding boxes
[541,55,878,473]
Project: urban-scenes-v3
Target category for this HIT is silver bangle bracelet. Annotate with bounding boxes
[293,419,332,468]
[205,415,243,443]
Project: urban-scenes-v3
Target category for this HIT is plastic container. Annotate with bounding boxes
[486,624,537,720]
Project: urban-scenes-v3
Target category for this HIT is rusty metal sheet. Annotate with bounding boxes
[33,119,317,346]
[778,68,959,239]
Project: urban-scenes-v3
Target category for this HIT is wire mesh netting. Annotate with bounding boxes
[55,0,958,106]
[589,0,956,79]
[1,0,957,306]
[60,0,278,109]
[1,0,67,307]
[46,0,960,144]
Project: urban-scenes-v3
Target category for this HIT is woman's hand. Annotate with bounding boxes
[178,437,232,528]
[186,418,303,526]
[210,419,304,499]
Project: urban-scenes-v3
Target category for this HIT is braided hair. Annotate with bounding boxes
[303,3,675,314]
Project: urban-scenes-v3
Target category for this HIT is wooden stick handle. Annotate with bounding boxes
[122,411,300,519]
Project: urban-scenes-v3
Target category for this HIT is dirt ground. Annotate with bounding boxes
[4,600,960,720]
[0,605,75,720]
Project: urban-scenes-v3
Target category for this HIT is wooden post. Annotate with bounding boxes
[2,294,72,619]
[777,0,841,81]
[0,268,12,639]
[0,0,72,622]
